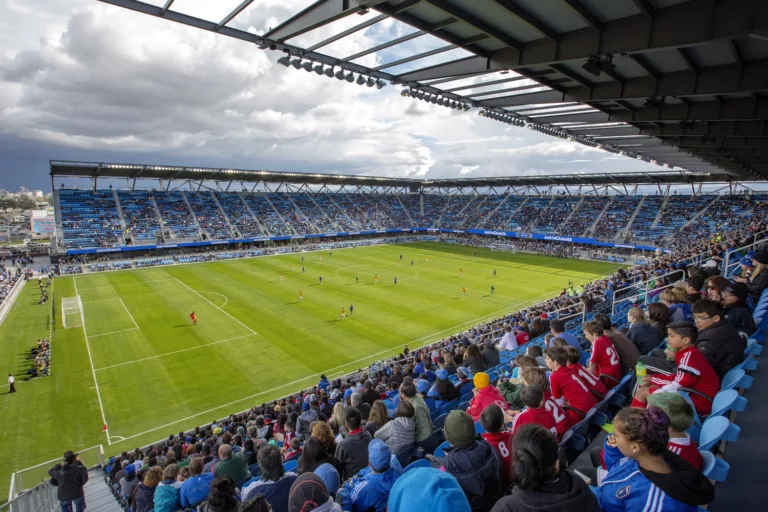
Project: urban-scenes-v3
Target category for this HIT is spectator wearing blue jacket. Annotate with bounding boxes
[549,319,584,356]
[598,406,714,512]
[388,467,470,512]
[339,439,399,512]
[179,457,214,509]
[153,464,182,512]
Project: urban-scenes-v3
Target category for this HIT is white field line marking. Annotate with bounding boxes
[75,278,178,290]
[120,298,139,329]
[196,291,228,309]
[81,298,122,304]
[109,293,555,444]
[88,327,140,338]
[94,333,258,371]
[73,276,111,445]
[174,278,257,335]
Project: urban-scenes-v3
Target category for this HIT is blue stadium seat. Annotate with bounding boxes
[283,459,298,473]
[403,458,431,473]
[698,416,741,452]
[474,422,486,435]
[709,389,747,419]
[700,450,731,482]
[434,441,450,457]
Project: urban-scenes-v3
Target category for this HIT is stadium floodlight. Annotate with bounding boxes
[345,72,355,83]
[463,104,471,111]
[366,77,376,87]
[302,61,313,72]
[314,63,324,75]
[291,58,302,69]
[356,75,366,85]
[277,56,291,67]
[376,79,386,89]
[401,89,411,97]
[335,69,346,80]
[324,67,334,78]
[582,55,602,77]
[437,97,445,106]
[430,95,438,104]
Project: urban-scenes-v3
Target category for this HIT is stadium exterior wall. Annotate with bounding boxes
[65,228,666,256]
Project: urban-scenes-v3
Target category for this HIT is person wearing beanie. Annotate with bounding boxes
[288,473,341,512]
[313,463,340,497]
[428,368,459,408]
[466,372,508,422]
[120,461,140,501]
[720,281,756,336]
[646,393,703,470]
[387,467,470,512]
[492,424,601,512]
[428,410,502,511]
[338,439,399,512]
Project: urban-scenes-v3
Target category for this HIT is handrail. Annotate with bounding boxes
[612,269,685,315]
[8,444,103,500]
[722,236,768,278]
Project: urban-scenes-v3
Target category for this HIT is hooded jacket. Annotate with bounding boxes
[598,441,715,512]
[466,385,508,421]
[436,438,502,511]
[340,465,399,512]
[695,320,746,380]
[179,472,214,509]
[134,483,157,512]
[374,417,415,455]
[153,479,182,512]
[668,303,694,323]
[724,302,756,337]
[119,472,139,498]
[48,461,89,502]
[490,470,601,512]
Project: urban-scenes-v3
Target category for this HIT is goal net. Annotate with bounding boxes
[62,296,82,329]
[490,243,517,253]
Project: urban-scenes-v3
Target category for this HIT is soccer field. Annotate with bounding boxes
[0,242,621,494]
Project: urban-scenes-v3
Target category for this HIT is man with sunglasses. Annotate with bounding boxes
[691,299,746,381]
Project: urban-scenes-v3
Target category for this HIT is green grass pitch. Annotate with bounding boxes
[0,242,621,494]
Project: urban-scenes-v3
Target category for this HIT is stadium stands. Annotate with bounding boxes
[55,189,768,252]
[59,189,123,249]
[117,190,162,242]
[185,191,234,240]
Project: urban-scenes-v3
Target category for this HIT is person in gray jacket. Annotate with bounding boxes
[374,401,416,456]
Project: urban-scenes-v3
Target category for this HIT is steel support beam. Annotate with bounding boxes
[306,14,388,52]
[424,0,522,50]
[264,0,389,41]
[493,0,560,40]
[342,30,426,62]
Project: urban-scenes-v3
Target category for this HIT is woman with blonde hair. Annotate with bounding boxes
[659,288,692,322]
[734,251,768,301]
[329,402,346,437]
[134,465,162,512]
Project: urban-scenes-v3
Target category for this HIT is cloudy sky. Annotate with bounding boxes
[0,0,663,192]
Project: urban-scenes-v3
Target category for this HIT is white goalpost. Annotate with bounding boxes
[62,296,83,329]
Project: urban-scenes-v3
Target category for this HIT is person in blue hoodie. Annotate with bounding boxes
[153,464,182,512]
[179,457,214,509]
[598,406,714,512]
[338,439,399,512]
[388,467,470,512]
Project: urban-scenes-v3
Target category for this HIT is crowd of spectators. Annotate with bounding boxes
[557,196,610,236]
[59,189,123,249]
[186,192,234,240]
[153,191,199,239]
[215,193,266,238]
[118,190,163,242]
[591,196,642,239]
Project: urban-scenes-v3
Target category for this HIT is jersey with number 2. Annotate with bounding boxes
[590,336,622,385]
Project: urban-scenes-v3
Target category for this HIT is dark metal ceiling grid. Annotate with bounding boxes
[96,0,768,182]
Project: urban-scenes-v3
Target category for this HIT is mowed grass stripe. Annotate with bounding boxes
[0,242,622,497]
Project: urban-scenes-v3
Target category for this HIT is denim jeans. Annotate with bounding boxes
[60,496,86,512]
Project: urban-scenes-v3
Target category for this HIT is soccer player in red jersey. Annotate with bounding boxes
[546,347,598,429]
[190,311,196,325]
[633,322,720,416]
[583,320,622,389]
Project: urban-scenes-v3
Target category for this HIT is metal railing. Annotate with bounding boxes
[8,445,103,502]
[611,269,686,315]
[722,236,768,278]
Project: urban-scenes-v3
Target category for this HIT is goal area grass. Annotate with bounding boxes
[0,242,622,495]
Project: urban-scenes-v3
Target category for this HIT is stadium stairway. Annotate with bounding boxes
[84,468,122,512]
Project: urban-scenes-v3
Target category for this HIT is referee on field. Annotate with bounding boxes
[8,373,16,393]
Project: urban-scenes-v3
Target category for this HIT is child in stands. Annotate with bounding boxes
[646,392,703,470]
[632,322,720,416]
[583,320,622,389]
[511,384,567,440]
[546,347,598,429]
[480,404,514,486]
[565,346,607,399]
[598,407,714,512]
[519,366,568,438]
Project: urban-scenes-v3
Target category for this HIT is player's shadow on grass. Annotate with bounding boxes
[172,324,194,328]
[284,301,300,305]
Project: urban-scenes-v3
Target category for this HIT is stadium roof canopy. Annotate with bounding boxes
[98,0,768,182]
[51,160,757,195]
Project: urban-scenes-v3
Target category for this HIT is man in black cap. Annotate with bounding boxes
[734,250,768,301]
[288,472,339,512]
[48,450,89,512]
[692,299,746,381]
[721,281,756,336]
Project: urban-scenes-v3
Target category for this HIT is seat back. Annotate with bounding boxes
[721,368,753,391]
[700,450,731,482]
[709,389,748,418]
[403,458,431,473]
[698,416,741,452]
[434,441,451,458]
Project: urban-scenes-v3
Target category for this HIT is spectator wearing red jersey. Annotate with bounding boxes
[480,404,514,486]
[510,385,567,440]
[582,321,622,389]
[466,372,508,421]
[545,347,598,429]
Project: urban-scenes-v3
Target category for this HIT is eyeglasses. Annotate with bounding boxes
[694,316,713,322]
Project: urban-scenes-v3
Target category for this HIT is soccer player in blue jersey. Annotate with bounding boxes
[393,276,397,286]
[349,304,354,316]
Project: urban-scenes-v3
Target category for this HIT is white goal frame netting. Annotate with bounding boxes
[62,296,82,329]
